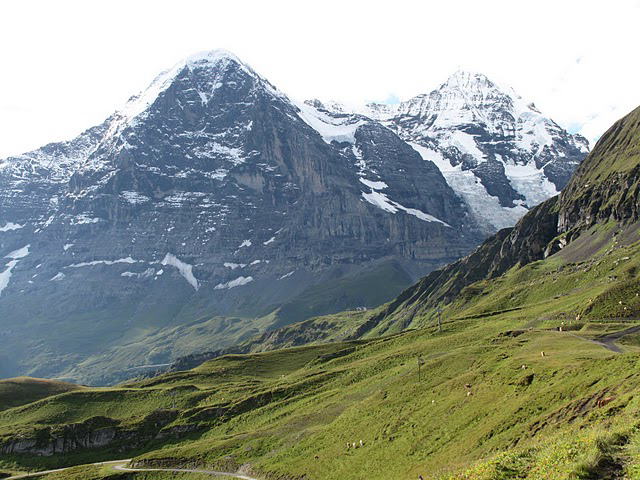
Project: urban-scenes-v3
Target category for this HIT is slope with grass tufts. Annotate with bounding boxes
[2,107,640,479]
[0,377,83,412]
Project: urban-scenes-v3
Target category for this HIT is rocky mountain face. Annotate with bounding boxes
[0,54,591,384]
[179,105,638,365]
[0,51,487,384]
[318,71,589,233]
[356,105,640,334]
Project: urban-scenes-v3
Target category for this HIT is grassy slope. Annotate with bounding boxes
[562,105,640,189]
[5,107,640,479]
[0,378,83,412]
[3,227,640,479]
[272,259,413,328]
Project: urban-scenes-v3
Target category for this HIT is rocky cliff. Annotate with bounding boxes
[355,105,640,332]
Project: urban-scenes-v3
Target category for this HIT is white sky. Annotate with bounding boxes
[1,0,639,158]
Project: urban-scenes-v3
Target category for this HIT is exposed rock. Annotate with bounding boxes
[0,410,178,456]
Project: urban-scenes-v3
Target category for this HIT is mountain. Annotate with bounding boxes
[0,106,638,478]
[357,104,640,335]
[0,51,484,384]
[172,105,640,369]
[315,71,589,233]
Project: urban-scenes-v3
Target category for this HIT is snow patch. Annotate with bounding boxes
[69,257,139,268]
[411,143,526,231]
[409,143,457,172]
[0,261,18,296]
[361,190,398,214]
[214,276,254,290]
[121,191,151,204]
[121,268,155,279]
[359,178,389,190]
[72,215,101,225]
[161,253,199,290]
[279,271,295,280]
[238,239,252,248]
[50,272,66,282]
[63,243,74,251]
[0,222,23,232]
[359,180,450,226]
[193,142,245,165]
[503,162,558,206]
[5,245,30,260]
[361,191,450,226]
[446,131,486,161]
[263,236,276,245]
[0,244,30,297]
[224,262,246,270]
[295,101,364,144]
[516,112,554,152]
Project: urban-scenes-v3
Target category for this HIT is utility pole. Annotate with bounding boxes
[417,355,425,382]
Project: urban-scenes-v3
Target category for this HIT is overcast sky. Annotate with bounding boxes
[1,0,639,158]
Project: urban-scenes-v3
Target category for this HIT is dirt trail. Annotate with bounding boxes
[592,325,640,353]
[113,464,258,479]
[6,460,259,480]
[6,460,131,479]
[565,325,640,353]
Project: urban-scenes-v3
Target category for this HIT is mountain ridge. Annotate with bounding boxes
[0,52,587,384]
[311,70,589,232]
[0,51,481,384]
[168,105,639,369]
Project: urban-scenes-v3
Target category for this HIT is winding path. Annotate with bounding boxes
[6,460,258,480]
[593,325,640,352]
[113,463,258,479]
[565,324,640,353]
[6,460,131,479]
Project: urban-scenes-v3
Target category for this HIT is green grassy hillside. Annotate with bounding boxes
[2,226,640,479]
[0,377,83,412]
[3,106,640,479]
[51,259,414,386]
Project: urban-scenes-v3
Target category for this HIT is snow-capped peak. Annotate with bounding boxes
[393,70,523,129]
[92,48,290,152]
[114,49,286,128]
[302,70,589,236]
[118,49,250,122]
[184,49,244,67]
[442,70,495,91]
